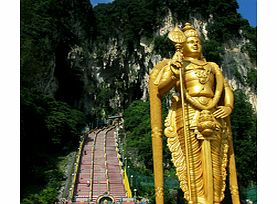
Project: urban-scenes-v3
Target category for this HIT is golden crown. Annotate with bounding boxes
[182,22,199,38]
[168,22,199,44]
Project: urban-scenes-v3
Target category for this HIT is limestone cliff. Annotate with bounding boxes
[85,12,256,119]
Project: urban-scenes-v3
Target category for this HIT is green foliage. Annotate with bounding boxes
[153,34,175,58]
[241,42,257,65]
[21,89,85,147]
[206,13,246,43]
[21,89,86,202]
[45,101,85,145]
[124,100,152,169]
[202,0,256,58]
[231,90,257,188]
[124,99,173,170]
[21,0,96,94]
[94,0,167,49]
[207,0,239,16]
[124,99,181,202]
[21,167,65,204]
[202,39,224,64]
[233,66,246,86]
[165,0,189,21]
[241,26,257,64]
[246,68,257,93]
[21,0,96,200]
[21,188,57,204]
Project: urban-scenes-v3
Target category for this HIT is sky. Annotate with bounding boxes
[90,0,114,6]
[237,0,257,27]
[90,0,257,27]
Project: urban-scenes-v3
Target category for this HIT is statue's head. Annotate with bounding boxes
[181,23,202,58]
[168,22,203,60]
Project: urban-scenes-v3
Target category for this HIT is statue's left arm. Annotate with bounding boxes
[212,64,234,118]
[223,79,234,110]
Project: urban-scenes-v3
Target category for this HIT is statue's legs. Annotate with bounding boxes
[165,100,230,203]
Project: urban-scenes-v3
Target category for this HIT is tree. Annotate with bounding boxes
[21,0,95,201]
[231,90,257,188]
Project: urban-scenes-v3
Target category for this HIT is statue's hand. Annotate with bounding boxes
[213,106,232,118]
[170,59,182,77]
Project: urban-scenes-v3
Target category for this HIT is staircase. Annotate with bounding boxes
[106,129,127,201]
[74,130,97,202]
[71,126,129,204]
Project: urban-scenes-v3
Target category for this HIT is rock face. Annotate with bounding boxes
[85,17,256,117]
[38,1,256,121]
[221,43,257,110]
[21,0,256,122]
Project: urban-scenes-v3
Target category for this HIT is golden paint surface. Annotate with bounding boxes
[149,23,240,204]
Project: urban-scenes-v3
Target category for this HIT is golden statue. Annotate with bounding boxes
[149,23,240,204]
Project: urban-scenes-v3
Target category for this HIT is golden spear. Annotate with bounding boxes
[168,26,194,203]
[176,47,194,204]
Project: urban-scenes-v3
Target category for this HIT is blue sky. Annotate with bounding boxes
[90,0,113,6]
[237,0,257,27]
[90,0,257,27]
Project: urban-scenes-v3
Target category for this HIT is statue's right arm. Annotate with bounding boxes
[157,63,177,96]
[150,59,176,96]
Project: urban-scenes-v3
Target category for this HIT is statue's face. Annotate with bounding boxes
[182,36,201,58]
